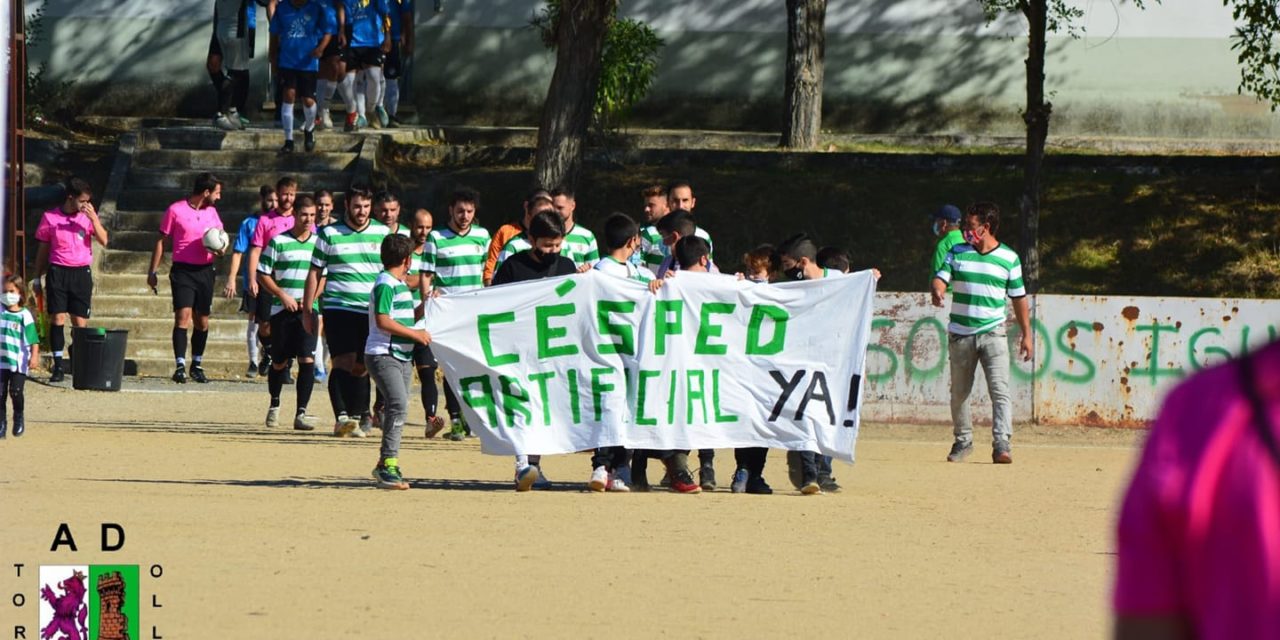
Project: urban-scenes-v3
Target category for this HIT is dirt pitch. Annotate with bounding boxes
[2,379,1145,639]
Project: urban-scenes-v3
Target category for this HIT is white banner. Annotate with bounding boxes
[424,269,877,462]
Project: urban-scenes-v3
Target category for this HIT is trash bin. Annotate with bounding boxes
[71,327,129,391]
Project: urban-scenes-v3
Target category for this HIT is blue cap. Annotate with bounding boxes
[932,205,962,223]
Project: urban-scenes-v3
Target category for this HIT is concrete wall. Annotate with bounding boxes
[26,0,1280,137]
[867,292,1279,427]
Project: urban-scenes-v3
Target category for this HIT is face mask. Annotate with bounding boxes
[964,228,984,245]
[785,267,805,281]
[533,249,557,263]
[932,220,944,237]
[2,293,20,307]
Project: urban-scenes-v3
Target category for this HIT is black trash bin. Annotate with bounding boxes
[71,327,129,391]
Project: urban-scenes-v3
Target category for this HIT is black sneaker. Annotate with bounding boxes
[699,464,717,491]
[172,366,188,384]
[279,140,295,154]
[947,441,973,462]
[189,365,208,384]
[993,442,1013,464]
[258,357,271,377]
[12,415,23,437]
[818,475,842,493]
[48,363,65,383]
[303,129,315,152]
[745,475,774,495]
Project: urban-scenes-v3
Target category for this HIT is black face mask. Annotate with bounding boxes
[786,267,805,281]
[532,249,556,263]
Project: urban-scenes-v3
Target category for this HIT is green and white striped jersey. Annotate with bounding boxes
[594,256,654,283]
[310,219,390,313]
[259,230,319,316]
[0,308,37,374]
[365,271,417,361]
[495,222,599,271]
[935,243,1026,336]
[422,225,491,294]
[639,225,712,270]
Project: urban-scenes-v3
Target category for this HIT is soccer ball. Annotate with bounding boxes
[202,227,230,253]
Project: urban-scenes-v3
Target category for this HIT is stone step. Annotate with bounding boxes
[132,148,359,172]
[127,337,257,362]
[127,168,348,191]
[110,196,351,232]
[89,316,252,341]
[115,189,272,216]
[128,356,261,381]
[137,127,368,152]
[95,272,232,296]
[92,294,242,318]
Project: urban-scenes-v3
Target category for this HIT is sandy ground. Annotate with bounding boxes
[1,378,1145,639]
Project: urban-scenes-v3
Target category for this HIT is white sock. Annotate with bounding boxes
[364,66,385,114]
[339,73,358,115]
[303,102,317,132]
[385,78,400,117]
[246,319,259,363]
[515,455,529,470]
[355,74,367,119]
[281,102,295,141]
[314,338,327,373]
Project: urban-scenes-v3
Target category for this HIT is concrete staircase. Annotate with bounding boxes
[92,126,380,379]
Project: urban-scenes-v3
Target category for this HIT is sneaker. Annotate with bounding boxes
[532,466,553,490]
[48,363,65,383]
[245,363,259,379]
[801,478,823,495]
[589,466,608,492]
[730,468,749,494]
[265,406,281,428]
[424,415,446,439]
[236,112,250,129]
[368,112,383,130]
[344,112,358,132]
[375,105,390,128]
[786,451,804,490]
[993,442,1013,464]
[819,476,842,493]
[607,470,631,492]
[670,469,702,494]
[321,110,334,130]
[12,415,23,437]
[279,140,295,155]
[314,369,327,383]
[356,115,369,129]
[446,415,466,441]
[258,357,271,377]
[373,458,410,490]
[699,464,717,492]
[172,366,187,384]
[293,414,318,431]
[947,442,974,463]
[189,365,208,383]
[333,414,359,437]
[515,465,540,492]
[213,113,238,131]
[0,416,6,438]
[303,128,315,153]
[745,476,774,495]
[359,414,376,436]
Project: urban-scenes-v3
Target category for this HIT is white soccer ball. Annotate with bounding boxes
[202,227,230,253]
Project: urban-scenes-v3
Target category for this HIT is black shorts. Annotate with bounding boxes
[343,46,384,70]
[413,343,436,368]
[322,35,342,60]
[238,288,253,314]
[254,291,273,321]
[277,68,318,100]
[46,265,93,318]
[270,310,318,361]
[170,262,216,315]
[323,309,368,359]
[384,40,402,79]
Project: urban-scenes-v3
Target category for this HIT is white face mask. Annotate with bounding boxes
[2,293,21,307]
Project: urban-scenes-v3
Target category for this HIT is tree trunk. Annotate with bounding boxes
[781,0,827,149]
[1019,0,1048,294]
[533,0,617,191]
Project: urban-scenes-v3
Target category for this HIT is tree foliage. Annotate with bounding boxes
[532,0,664,131]
[1224,0,1280,109]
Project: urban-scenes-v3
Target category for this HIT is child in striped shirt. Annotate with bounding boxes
[366,234,432,490]
[0,275,39,438]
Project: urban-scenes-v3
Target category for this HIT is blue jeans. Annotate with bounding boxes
[948,329,1013,447]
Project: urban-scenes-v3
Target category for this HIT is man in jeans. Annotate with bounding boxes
[931,202,1032,464]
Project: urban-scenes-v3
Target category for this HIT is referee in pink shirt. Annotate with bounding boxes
[147,173,227,384]
[33,177,109,383]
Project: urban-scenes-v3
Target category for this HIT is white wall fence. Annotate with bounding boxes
[866,293,1277,427]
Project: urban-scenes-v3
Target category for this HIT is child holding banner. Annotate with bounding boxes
[491,210,580,491]
[365,234,432,490]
